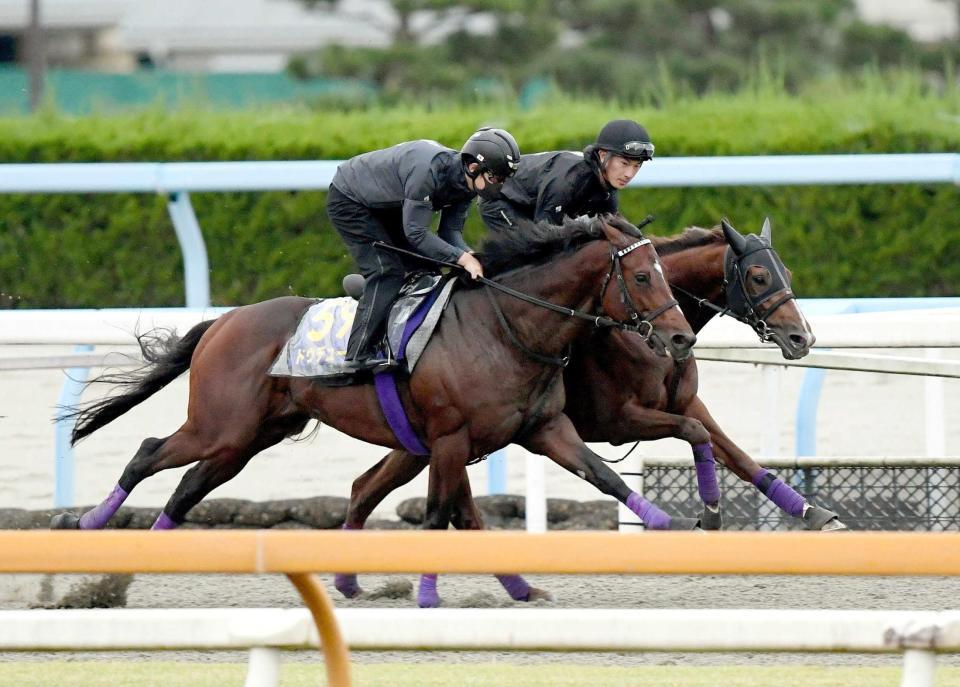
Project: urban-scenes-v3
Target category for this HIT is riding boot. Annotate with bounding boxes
[345,269,405,370]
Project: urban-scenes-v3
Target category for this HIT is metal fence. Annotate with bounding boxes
[639,465,960,531]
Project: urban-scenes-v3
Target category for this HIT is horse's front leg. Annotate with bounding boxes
[615,402,722,529]
[417,431,472,608]
[523,413,700,531]
[335,449,428,599]
[684,395,847,531]
[447,468,553,604]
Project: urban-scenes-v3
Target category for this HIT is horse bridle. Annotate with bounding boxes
[483,237,678,366]
[671,241,795,342]
[596,239,679,342]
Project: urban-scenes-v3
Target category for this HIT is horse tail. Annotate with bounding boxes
[64,319,218,446]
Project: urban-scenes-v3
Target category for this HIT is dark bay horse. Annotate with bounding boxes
[336,217,847,605]
[54,217,697,588]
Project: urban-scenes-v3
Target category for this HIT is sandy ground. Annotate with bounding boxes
[2,345,958,517]
[1,343,959,668]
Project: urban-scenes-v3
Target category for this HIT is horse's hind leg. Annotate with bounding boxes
[152,451,254,529]
[52,433,194,530]
[152,416,308,529]
[346,450,427,529]
[335,449,428,598]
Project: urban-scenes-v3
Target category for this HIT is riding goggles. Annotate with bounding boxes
[621,140,655,160]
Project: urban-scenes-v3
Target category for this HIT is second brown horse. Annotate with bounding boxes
[337,217,846,606]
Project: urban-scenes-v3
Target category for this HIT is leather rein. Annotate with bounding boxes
[482,238,678,367]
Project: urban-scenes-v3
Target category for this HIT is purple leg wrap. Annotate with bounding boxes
[78,483,129,530]
[334,523,362,598]
[752,469,805,517]
[334,573,361,599]
[496,574,531,601]
[626,491,672,530]
[418,574,440,608]
[692,442,721,506]
[150,512,178,530]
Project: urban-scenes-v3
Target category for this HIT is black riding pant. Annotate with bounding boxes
[327,184,419,360]
[477,197,534,234]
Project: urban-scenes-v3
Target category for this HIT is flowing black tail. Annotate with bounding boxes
[61,319,218,446]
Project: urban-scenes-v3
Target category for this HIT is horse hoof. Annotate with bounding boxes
[700,506,722,530]
[804,505,847,532]
[667,517,702,531]
[417,590,441,608]
[527,587,554,603]
[821,518,849,532]
[50,512,81,530]
[334,573,362,599]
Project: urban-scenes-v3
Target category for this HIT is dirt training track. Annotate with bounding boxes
[1,345,959,667]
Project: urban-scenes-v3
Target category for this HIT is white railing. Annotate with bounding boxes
[1,607,957,687]
[4,304,960,350]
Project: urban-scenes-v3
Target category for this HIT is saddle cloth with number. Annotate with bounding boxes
[268,273,456,380]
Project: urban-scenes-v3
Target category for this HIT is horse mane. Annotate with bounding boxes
[478,217,600,278]
[650,226,724,256]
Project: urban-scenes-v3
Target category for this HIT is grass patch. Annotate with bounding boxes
[1,661,959,687]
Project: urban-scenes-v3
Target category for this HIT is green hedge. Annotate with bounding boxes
[2,83,959,308]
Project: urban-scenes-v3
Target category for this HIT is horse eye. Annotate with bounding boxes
[634,273,649,285]
[752,274,766,285]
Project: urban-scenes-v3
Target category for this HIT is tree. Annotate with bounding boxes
[292,0,946,102]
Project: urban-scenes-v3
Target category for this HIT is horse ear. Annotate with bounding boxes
[605,214,643,239]
[598,216,627,245]
[721,217,748,255]
[760,216,772,243]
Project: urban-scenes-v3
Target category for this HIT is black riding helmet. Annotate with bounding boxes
[461,127,520,182]
[595,119,655,162]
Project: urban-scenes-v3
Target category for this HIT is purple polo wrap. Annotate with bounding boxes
[626,491,672,530]
[692,442,721,506]
[418,574,440,608]
[79,483,128,530]
[752,468,805,517]
[496,574,531,601]
[334,523,362,598]
[151,512,178,530]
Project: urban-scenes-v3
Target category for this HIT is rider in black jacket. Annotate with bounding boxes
[328,127,520,371]
[478,119,653,232]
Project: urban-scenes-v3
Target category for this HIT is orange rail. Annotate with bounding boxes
[5,529,960,686]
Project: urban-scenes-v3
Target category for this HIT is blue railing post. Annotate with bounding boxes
[54,344,93,507]
[167,191,211,308]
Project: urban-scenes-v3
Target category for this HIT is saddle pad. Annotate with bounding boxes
[268,278,457,379]
[268,297,357,377]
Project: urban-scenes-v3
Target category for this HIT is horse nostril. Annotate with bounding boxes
[790,333,808,349]
[672,333,697,351]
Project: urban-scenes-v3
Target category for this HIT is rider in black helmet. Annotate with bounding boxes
[327,127,520,372]
[478,119,653,232]
[461,127,521,199]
